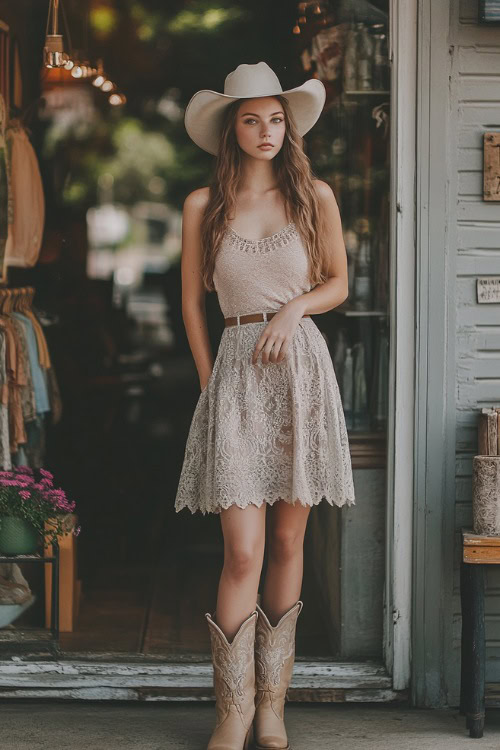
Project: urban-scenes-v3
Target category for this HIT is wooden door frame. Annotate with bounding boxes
[0,0,417,698]
[383,0,418,692]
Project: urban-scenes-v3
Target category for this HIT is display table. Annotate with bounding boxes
[0,541,59,644]
[460,528,500,738]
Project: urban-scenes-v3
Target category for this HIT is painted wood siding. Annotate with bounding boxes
[450,0,500,702]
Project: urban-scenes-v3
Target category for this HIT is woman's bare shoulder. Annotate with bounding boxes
[312,179,336,202]
[184,186,210,212]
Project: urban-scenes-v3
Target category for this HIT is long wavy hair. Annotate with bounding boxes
[199,94,330,292]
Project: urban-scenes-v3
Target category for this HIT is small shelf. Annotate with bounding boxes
[334,305,388,317]
[348,431,387,469]
[0,544,60,647]
[343,90,390,96]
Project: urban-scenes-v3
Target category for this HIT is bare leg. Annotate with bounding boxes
[261,499,311,625]
[215,502,267,641]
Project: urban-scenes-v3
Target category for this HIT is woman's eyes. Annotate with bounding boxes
[243,118,283,125]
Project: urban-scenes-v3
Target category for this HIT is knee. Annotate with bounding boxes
[223,544,261,581]
[268,527,303,563]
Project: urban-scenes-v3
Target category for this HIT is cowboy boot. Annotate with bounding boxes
[205,607,258,750]
[253,600,303,750]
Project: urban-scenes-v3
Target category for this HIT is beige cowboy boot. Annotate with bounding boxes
[253,600,303,750]
[205,608,258,750]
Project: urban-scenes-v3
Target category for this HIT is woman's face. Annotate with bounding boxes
[234,97,286,160]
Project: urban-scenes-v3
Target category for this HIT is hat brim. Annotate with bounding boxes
[184,78,326,156]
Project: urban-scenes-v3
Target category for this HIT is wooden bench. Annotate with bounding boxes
[460,528,500,738]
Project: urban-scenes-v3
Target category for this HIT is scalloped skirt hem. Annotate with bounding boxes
[175,491,356,516]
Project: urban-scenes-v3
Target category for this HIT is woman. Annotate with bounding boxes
[175,62,356,750]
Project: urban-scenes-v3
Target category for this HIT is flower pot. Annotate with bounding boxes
[0,516,40,555]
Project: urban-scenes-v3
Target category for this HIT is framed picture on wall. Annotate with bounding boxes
[479,0,500,24]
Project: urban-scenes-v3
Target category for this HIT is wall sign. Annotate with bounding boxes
[484,132,500,201]
[477,277,500,304]
[479,0,500,23]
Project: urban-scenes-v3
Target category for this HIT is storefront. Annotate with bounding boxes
[0,0,497,709]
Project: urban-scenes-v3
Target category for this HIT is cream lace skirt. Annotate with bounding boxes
[174,317,356,515]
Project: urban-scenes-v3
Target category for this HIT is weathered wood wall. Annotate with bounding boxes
[450,0,500,704]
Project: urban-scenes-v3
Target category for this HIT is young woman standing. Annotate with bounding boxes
[175,61,356,750]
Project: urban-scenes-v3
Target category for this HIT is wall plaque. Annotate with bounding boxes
[484,132,500,201]
[477,277,500,304]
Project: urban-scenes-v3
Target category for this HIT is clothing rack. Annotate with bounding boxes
[0,286,36,311]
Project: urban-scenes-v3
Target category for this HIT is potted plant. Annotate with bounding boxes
[0,466,80,555]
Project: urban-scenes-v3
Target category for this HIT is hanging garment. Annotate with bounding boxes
[0,94,9,274]
[174,221,356,515]
[4,120,45,268]
[0,330,11,469]
[0,315,28,452]
[22,306,51,369]
[10,315,37,423]
[10,312,50,415]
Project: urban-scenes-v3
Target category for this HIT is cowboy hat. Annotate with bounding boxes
[184,61,326,156]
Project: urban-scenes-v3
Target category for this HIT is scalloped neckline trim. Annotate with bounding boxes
[226,220,296,243]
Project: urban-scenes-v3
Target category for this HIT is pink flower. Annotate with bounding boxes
[40,477,54,487]
[39,468,54,480]
[19,490,31,500]
[15,474,34,484]
[14,465,33,474]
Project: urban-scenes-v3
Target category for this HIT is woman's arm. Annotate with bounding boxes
[180,187,214,391]
[251,180,349,365]
[289,179,349,317]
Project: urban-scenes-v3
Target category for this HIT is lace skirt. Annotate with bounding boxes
[174,317,356,515]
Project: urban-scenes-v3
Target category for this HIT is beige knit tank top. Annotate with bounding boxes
[213,221,313,318]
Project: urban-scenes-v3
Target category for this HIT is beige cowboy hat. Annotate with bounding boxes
[184,61,326,156]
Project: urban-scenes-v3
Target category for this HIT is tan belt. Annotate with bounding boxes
[224,311,311,328]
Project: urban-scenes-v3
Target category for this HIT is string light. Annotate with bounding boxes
[44,0,70,67]
[43,7,126,107]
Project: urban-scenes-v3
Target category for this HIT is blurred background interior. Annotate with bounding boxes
[0,0,390,664]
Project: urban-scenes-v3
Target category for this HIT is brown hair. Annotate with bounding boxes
[199,94,329,292]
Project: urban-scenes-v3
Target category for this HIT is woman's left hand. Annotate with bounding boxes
[252,299,306,365]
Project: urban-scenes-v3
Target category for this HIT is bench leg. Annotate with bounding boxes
[460,559,471,720]
[462,561,485,739]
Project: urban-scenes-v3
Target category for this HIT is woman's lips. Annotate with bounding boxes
[258,144,274,149]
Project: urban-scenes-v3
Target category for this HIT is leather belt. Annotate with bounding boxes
[224,311,311,328]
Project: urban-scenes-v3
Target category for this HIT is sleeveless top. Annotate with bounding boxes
[213,221,313,318]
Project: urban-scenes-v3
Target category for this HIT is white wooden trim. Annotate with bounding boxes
[384,0,417,690]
